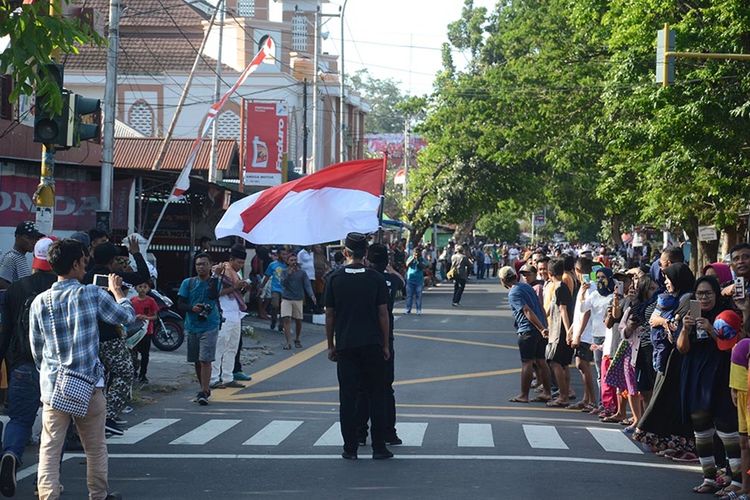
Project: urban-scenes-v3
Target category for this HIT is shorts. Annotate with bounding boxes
[547,340,574,366]
[186,329,219,363]
[738,390,748,435]
[518,330,546,362]
[280,299,303,320]
[271,291,282,308]
[575,342,594,362]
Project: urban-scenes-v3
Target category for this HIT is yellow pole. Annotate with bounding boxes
[662,23,670,88]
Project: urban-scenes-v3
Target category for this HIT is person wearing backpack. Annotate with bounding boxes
[0,236,57,497]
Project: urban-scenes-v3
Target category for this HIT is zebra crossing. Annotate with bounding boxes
[107,418,645,455]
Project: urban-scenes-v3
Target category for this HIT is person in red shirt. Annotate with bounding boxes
[130,279,159,383]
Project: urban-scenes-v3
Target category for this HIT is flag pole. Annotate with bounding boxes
[376,153,387,243]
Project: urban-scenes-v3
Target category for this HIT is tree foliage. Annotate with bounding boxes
[348,68,408,134]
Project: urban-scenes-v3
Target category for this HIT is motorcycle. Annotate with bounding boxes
[149,288,185,351]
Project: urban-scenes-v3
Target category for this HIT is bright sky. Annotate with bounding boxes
[321,0,496,96]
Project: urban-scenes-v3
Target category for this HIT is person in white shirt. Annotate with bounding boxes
[568,257,597,411]
[297,246,315,311]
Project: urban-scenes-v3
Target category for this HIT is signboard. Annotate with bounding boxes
[698,225,718,242]
[244,101,287,187]
[0,175,130,231]
[533,214,546,227]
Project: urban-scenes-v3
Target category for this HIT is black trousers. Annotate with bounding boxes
[357,339,396,440]
[132,335,151,378]
[337,345,387,451]
[453,278,467,304]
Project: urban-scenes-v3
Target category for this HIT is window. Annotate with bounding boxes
[237,0,255,17]
[127,99,154,136]
[292,15,307,52]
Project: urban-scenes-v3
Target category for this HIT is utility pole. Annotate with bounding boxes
[153,1,221,171]
[302,78,308,174]
[33,0,63,235]
[338,0,348,163]
[209,0,225,183]
[311,6,320,173]
[402,117,409,197]
[99,0,121,234]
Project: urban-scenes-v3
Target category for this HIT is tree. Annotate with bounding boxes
[348,68,407,134]
[1,0,103,114]
[476,200,521,242]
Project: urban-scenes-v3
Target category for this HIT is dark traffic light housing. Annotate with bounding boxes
[72,94,101,146]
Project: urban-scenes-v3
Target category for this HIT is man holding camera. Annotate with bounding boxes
[178,253,222,405]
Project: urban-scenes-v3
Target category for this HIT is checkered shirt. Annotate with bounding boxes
[0,248,31,283]
[29,278,136,404]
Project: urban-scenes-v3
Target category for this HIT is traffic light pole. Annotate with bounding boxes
[99,0,121,234]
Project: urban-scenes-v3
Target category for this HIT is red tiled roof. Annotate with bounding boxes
[0,119,102,167]
[76,0,210,29]
[114,137,236,171]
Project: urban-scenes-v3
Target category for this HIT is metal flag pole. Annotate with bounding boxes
[376,153,387,243]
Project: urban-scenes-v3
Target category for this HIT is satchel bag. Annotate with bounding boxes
[446,266,456,280]
[46,291,96,418]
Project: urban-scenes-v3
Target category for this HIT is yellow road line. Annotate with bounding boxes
[395,332,517,350]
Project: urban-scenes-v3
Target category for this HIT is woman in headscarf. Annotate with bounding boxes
[703,262,734,287]
[678,276,739,495]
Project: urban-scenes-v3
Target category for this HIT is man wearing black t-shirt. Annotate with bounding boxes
[325,233,393,460]
[546,258,576,408]
[356,243,405,447]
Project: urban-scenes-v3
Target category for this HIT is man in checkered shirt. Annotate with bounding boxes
[29,239,134,500]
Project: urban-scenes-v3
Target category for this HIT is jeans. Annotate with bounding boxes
[337,345,387,452]
[452,278,467,304]
[3,362,40,463]
[405,281,424,312]
[38,389,108,500]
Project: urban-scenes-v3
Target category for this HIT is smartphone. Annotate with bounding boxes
[735,277,746,300]
[689,299,701,319]
[614,280,624,296]
[93,274,109,288]
[583,275,591,284]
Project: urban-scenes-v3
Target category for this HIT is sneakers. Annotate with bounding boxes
[270,317,277,330]
[451,302,458,307]
[416,309,422,315]
[112,417,128,425]
[341,449,358,460]
[386,436,403,446]
[0,453,17,497]
[233,371,252,381]
[209,381,227,389]
[196,392,209,406]
[372,448,394,460]
[105,419,125,436]
[224,381,246,388]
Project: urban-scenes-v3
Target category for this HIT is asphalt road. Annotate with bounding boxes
[15,279,700,499]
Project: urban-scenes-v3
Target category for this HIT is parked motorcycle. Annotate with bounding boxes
[149,288,185,351]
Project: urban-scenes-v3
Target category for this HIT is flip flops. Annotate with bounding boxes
[508,397,530,403]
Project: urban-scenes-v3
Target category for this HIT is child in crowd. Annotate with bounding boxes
[130,278,159,383]
[730,336,750,498]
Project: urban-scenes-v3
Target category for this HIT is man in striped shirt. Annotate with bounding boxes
[0,221,43,289]
[30,239,134,500]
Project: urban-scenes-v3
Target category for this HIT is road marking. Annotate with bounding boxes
[313,423,343,446]
[169,419,241,445]
[395,328,514,334]
[395,422,428,446]
[107,418,179,445]
[523,425,568,450]
[395,332,517,350]
[586,427,643,454]
[458,423,494,447]
[244,420,304,446]
[56,453,699,471]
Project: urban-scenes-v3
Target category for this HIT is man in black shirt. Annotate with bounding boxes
[357,243,404,446]
[325,233,392,460]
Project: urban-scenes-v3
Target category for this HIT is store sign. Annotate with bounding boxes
[698,225,718,242]
[0,175,130,230]
[244,101,287,187]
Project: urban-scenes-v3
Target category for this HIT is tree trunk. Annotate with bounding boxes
[699,239,719,268]
[453,214,480,244]
[721,224,738,258]
[686,216,699,274]
[610,215,623,249]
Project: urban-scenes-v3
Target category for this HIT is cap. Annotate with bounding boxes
[715,310,743,352]
[16,221,43,239]
[230,244,247,260]
[32,236,58,271]
[367,243,389,265]
[69,231,91,248]
[344,232,368,252]
[498,266,516,282]
[519,263,536,274]
[94,242,119,266]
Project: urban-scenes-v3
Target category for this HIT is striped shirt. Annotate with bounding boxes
[29,278,136,405]
[0,248,30,284]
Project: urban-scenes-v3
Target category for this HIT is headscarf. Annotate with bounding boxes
[663,262,695,296]
[702,262,733,286]
[693,275,728,323]
[595,267,615,296]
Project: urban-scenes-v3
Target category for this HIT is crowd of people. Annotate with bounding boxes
[500,240,750,499]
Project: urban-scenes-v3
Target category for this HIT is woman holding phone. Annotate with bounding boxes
[678,276,740,495]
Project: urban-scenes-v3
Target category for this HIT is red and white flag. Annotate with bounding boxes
[394,168,406,185]
[215,158,386,245]
[169,37,276,200]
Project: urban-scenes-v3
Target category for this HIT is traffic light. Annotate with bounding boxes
[33,63,69,146]
[71,94,101,146]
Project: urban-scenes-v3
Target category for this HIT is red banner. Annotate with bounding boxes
[244,101,288,187]
[0,175,131,231]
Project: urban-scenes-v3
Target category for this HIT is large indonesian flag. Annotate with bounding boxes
[215,158,386,245]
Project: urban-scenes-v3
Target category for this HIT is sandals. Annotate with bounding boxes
[294,340,302,348]
[282,344,292,350]
[601,415,625,423]
[717,484,744,498]
[694,479,720,494]
[620,417,635,426]
[530,396,551,403]
[508,397,530,403]
[567,401,589,410]
[546,400,569,408]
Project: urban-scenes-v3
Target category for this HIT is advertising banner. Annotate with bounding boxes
[0,175,131,231]
[244,101,288,187]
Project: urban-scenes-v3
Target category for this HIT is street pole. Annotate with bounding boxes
[99,0,121,234]
[209,0,224,184]
[302,78,308,174]
[402,117,409,198]
[530,213,535,244]
[311,6,320,173]
[153,1,221,171]
[338,0,347,163]
[33,0,63,236]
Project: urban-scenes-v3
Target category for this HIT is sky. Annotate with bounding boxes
[321,0,496,96]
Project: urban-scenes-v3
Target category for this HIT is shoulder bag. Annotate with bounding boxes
[46,291,96,418]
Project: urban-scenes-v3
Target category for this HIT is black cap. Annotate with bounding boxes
[367,243,388,265]
[230,244,247,260]
[345,232,368,252]
[94,242,119,265]
[15,221,44,238]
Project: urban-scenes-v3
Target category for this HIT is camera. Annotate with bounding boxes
[197,303,213,321]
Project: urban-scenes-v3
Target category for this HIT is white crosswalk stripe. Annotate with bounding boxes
[586,427,643,454]
[523,424,569,450]
[170,419,242,445]
[458,423,494,447]
[313,422,343,447]
[244,420,304,446]
[395,422,428,446]
[108,418,180,445]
